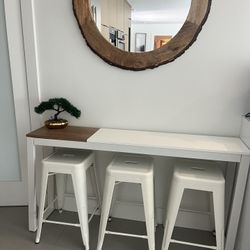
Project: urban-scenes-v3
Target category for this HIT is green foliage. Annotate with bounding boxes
[34,98,81,120]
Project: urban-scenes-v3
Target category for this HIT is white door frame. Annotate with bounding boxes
[0,0,31,205]
[20,0,41,130]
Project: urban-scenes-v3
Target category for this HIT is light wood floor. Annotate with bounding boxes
[0,207,215,250]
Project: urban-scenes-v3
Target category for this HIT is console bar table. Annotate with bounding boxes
[27,126,250,250]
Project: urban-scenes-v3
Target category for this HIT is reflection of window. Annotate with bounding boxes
[91,5,97,23]
[154,35,172,49]
[135,33,146,52]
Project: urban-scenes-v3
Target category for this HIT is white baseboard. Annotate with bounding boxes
[63,194,213,231]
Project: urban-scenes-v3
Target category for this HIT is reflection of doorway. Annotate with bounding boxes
[154,35,172,49]
[135,33,146,52]
[128,27,131,52]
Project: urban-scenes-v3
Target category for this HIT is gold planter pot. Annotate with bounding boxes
[45,119,68,129]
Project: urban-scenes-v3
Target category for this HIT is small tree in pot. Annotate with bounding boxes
[34,98,81,129]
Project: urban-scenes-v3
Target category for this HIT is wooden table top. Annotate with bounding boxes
[26,126,99,142]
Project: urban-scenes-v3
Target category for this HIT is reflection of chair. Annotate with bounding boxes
[162,160,225,250]
[97,154,155,250]
[139,45,145,52]
[35,150,101,250]
[154,36,172,49]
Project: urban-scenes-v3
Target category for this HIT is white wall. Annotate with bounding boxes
[34,0,250,136]
[29,0,250,233]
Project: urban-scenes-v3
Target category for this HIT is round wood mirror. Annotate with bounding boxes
[73,0,211,71]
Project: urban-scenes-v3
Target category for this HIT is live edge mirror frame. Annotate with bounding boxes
[72,0,211,71]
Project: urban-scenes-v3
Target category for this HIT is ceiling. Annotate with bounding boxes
[127,0,192,23]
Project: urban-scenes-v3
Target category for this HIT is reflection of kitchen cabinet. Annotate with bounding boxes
[101,0,131,33]
[116,0,124,31]
[110,0,117,28]
[100,0,131,51]
[101,0,117,28]
[123,0,131,50]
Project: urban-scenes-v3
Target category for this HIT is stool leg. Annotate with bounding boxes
[109,181,119,219]
[154,179,158,230]
[72,168,89,250]
[35,166,49,243]
[213,187,225,250]
[89,162,102,209]
[55,174,66,212]
[142,177,155,250]
[161,184,184,250]
[209,192,215,231]
[97,175,116,250]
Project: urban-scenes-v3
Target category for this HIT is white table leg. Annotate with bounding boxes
[225,162,237,228]
[45,147,56,218]
[225,155,250,250]
[27,137,37,231]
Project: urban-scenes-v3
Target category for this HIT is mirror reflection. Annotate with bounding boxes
[90,0,191,52]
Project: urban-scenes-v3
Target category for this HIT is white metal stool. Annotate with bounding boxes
[161,159,225,250]
[96,154,155,250]
[35,149,101,250]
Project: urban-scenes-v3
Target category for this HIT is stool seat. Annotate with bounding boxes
[97,154,155,250]
[107,155,154,180]
[173,160,225,190]
[42,150,94,173]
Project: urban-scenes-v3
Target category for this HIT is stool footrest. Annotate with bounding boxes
[88,205,100,223]
[43,219,80,227]
[170,239,217,250]
[43,197,58,216]
[105,230,148,239]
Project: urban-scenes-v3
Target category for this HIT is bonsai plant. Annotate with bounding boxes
[34,97,81,129]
